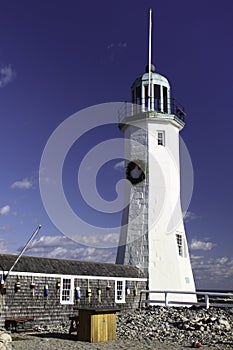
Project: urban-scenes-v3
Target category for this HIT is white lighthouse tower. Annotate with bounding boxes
[116,9,196,304]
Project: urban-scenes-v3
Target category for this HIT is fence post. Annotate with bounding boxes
[165,292,169,307]
[139,291,142,309]
[205,294,210,309]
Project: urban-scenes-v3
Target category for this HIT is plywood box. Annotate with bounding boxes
[78,308,119,343]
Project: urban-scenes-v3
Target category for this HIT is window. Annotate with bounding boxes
[60,278,74,304]
[136,86,141,102]
[154,84,161,111]
[176,234,183,257]
[163,86,168,113]
[157,131,165,146]
[144,85,149,109]
[115,280,125,303]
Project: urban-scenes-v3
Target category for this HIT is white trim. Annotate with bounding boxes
[0,270,147,282]
[60,277,74,305]
[115,279,126,303]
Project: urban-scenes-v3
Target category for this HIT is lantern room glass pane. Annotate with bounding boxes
[163,86,168,113]
[154,84,161,111]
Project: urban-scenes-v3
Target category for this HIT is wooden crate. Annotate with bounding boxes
[78,308,119,343]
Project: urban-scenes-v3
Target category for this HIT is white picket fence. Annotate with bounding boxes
[139,290,233,309]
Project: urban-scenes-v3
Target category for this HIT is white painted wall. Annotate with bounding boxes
[147,118,196,302]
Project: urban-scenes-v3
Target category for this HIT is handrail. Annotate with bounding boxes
[139,290,233,310]
[118,99,186,124]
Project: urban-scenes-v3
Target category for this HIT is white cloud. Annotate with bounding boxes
[29,235,69,248]
[114,160,125,171]
[191,255,233,289]
[0,225,11,232]
[11,178,33,190]
[216,256,228,265]
[183,211,200,223]
[107,42,127,49]
[21,235,116,263]
[190,254,204,260]
[0,205,10,216]
[118,42,127,48]
[190,239,216,251]
[0,238,8,253]
[0,65,15,88]
[105,42,128,64]
[10,233,233,290]
[72,232,119,248]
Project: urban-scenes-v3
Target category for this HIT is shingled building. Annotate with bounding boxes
[0,254,146,327]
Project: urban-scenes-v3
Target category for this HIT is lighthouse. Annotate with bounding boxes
[116,9,196,304]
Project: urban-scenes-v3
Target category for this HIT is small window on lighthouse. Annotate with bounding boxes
[176,234,183,256]
[157,131,165,146]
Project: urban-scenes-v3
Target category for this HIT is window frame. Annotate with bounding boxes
[115,279,126,303]
[157,130,165,146]
[60,277,74,305]
[176,234,183,257]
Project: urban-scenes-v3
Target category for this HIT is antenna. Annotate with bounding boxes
[148,8,152,111]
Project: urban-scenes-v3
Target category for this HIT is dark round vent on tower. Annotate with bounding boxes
[145,64,156,73]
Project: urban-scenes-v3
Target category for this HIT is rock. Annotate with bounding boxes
[8,307,231,349]
[218,318,231,330]
[0,332,12,350]
[0,334,11,344]
[210,316,217,322]
[0,343,5,350]
[115,306,233,347]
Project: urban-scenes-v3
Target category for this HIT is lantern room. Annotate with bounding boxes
[131,64,171,114]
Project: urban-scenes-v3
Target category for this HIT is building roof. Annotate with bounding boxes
[0,254,146,278]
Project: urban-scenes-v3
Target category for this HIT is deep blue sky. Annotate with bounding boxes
[0,0,233,289]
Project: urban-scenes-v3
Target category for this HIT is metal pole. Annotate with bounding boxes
[148,8,152,111]
[5,225,42,279]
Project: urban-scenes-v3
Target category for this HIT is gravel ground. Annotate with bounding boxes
[6,306,233,350]
[10,333,231,350]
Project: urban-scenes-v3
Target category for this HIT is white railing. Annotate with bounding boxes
[139,290,233,310]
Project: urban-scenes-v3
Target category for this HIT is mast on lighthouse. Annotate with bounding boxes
[116,9,196,305]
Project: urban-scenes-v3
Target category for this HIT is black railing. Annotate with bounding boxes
[118,98,186,124]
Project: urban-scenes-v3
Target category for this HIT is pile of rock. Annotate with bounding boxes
[4,307,232,349]
[0,332,12,350]
[117,306,233,348]
[32,321,70,334]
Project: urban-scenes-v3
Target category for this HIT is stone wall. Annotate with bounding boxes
[116,123,149,273]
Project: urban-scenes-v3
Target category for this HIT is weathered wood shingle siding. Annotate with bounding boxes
[0,254,147,327]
